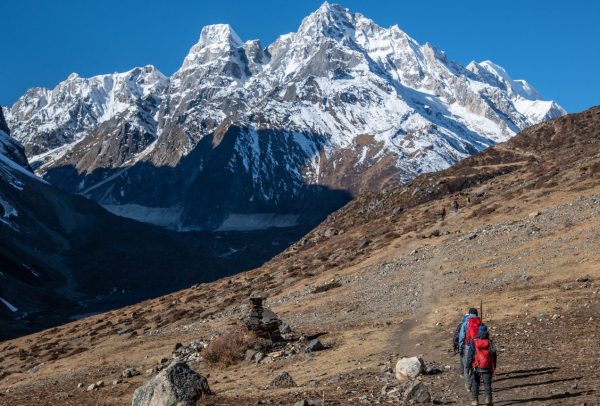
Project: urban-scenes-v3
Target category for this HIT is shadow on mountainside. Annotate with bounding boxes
[43,125,353,231]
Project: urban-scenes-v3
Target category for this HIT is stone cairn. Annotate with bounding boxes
[243,296,282,341]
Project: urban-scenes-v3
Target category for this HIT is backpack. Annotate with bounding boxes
[465,317,481,345]
[452,322,462,351]
[473,338,495,370]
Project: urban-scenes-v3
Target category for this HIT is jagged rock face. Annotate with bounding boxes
[6,2,565,231]
[0,108,30,170]
[0,106,10,135]
[6,66,167,158]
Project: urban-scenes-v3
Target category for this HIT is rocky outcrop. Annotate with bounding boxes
[131,362,211,406]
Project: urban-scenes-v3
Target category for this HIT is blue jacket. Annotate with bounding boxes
[458,314,479,350]
[453,314,469,350]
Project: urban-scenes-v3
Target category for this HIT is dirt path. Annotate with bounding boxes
[387,234,599,405]
[384,246,451,394]
[388,245,495,405]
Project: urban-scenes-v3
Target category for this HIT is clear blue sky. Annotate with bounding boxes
[1,0,598,112]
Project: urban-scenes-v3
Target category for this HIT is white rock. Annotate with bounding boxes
[395,356,425,382]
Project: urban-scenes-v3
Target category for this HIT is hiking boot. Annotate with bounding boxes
[470,400,478,406]
[484,396,493,405]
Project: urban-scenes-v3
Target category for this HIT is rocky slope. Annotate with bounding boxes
[0,108,596,405]
[6,2,565,231]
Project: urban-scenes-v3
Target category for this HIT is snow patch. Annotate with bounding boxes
[216,213,299,231]
[0,297,17,312]
[102,204,182,228]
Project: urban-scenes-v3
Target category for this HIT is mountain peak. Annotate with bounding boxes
[468,60,542,100]
[198,23,242,47]
[299,2,355,37]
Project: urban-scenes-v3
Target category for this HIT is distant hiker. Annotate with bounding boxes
[466,324,497,406]
[452,312,469,377]
[452,200,460,212]
[458,307,481,391]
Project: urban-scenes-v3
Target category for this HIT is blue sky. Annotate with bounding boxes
[1,0,598,112]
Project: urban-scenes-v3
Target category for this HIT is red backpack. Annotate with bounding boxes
[473,338,495,370]
[465,317,481,345]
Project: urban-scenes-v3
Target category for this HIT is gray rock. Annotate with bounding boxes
[403,380,431,404]
[245,349,257,363]
[86,381,104,391]
[131,361,211,406]
[123,368,141,378]
[254,352,265,363]
[269,371,296,388]
[294,400,319,406]
[305,339,325,353]
[323,228,336,238]
[327,373,341,384]
[395,357,425,382]
[279,323,292,334]
[117,327,132,335]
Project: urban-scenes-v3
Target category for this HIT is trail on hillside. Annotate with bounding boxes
[387,245,475,404]
[386,233,596,405]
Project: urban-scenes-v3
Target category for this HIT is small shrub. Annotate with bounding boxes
[203,327,264,366]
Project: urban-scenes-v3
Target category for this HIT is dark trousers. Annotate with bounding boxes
[459,351,464,375]
[462,348,473,388]
[472,368,493,400]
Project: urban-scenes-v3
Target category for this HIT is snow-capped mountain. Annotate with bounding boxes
[7,66,167,161]
[6,2,565,231]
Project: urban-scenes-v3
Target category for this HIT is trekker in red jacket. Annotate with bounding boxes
[466,324,497,406]
[458,307,481,390]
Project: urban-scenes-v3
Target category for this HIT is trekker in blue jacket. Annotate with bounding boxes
[453,312,469,377]
[458,308,481,391]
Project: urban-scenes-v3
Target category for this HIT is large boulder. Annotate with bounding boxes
[395,356,425,382]
[305,338,325,353]
[132,362,212,406]
[403,380,432,404]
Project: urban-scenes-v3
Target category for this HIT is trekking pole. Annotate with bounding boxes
[480,299,483,323]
